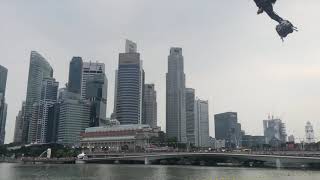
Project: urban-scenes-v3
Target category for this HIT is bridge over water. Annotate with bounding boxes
[80,152,320,168]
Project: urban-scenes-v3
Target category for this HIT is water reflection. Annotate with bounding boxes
[0,163,319,180]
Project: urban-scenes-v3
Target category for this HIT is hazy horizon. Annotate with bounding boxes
[1,0,320,143]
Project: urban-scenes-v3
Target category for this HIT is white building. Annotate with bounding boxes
[305,121,315,144]
[195,99,210,147]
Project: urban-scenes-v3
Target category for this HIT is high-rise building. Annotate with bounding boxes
[305,121,315,144]
[23,51,53,143]
[57,92,90,146]
[263,116,287,144]
[115,40,144,125]
[195,99,210,147]
[86,74,108,126]
[185,88,195,145]
[166,48,187,143]
[81,61,105,100]
[68,57,83,94]
[28,78,58,143]
[0,65,8,144]
[46,103,60,143]
[14,102,26,143]
[214,112,242,148]
[0,65,7,97]
[143,84,157,128]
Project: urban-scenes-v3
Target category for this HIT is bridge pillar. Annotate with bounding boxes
[276,158,282,168]
[144,157,150,165]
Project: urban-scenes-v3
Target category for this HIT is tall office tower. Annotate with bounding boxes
[86,74,108,126]
[81,61,105,100]
[263,116,287,144]
[28,78,58,143]
[57,92,90,145]
[142,84,157,128]
[112,70,118,117]
[166,47,187,143]
[305,121,315,144]
[0,65,7,97]
[0,65,8,144]
[195,99,210,147]
[68,57,83,94]
[214,112,242,148]
[23,51,53,143]
[13,102,26,143]
[46,88,67,143]
[115,40,144,124]
[185,88,196,145]
[46,103,60,143]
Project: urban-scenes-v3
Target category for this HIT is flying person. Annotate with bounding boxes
[253,0,297,40]
[254,0,283,23]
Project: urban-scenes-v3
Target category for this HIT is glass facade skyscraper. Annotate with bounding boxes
[81,62,105,100]
[215,112,242,148]
[23,51,53,143]
[0,65,8,144]
[86,74,108,126]
[185,88,195,145]
[28,78,58,143]
[68,57,83,94]
[115,40,144,125]
[143,84,157,128]
[166,48,187,143]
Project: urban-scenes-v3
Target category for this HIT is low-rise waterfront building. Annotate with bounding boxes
[80,124,160,152]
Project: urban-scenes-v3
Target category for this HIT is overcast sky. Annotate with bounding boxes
[1,0,320,143]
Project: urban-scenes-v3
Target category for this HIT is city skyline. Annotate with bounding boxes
[2,0,320,143]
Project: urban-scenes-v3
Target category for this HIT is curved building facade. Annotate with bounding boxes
[23,51,53,143]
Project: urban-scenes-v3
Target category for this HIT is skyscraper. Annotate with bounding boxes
[23,51,53,143]
[166,47,187,143]
[0,65,8,144]
[57,92,90,146]
[81,61,105,100]
[14,102,26,143]
[143,84,157,128]
[28,78,58,143]
[185,88,195,145]
[214,112,241,148]
[195,99,210,147]
[86,74,108,126]
[305,121,315,144]
[0,65,7,97]
[68,57,83,94]
[263,116,287,145]
[115,40,144,124]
